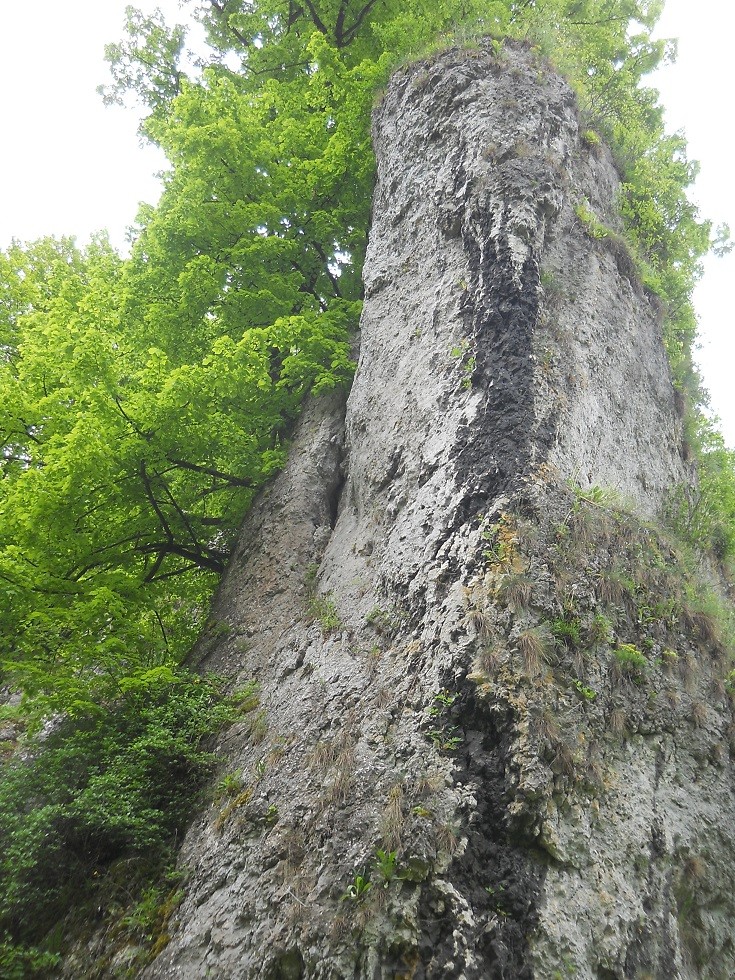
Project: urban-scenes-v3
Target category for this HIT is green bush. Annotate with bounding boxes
[0,670,244,951]
[551,616,582,649]
[667,415,735,567]
[613,643,648,681]
[0,936,60,979]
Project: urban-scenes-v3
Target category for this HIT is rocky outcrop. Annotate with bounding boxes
[144,43,735,979]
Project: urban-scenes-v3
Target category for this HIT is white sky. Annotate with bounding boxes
[0,0,733,444]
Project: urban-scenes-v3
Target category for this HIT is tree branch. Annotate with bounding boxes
[310,240,343,298]
[300,0,329,36]
[208,0,252,49]
[140,460,174,543]
[341,0,381,46]
[168,456,255,487]
[114,396,153,441]
[139,540,226,574]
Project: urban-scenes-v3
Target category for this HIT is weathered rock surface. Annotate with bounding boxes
[144,43,735,979]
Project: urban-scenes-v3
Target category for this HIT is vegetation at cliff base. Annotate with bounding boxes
[0,674,249,973]
[1,0,733,968]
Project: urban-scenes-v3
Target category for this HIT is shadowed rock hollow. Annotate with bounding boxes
[141,42,735,980]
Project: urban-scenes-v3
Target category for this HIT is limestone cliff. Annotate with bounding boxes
[143,43,735,979]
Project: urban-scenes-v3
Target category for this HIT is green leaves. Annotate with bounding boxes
[99,5,188,134]
[0,670,238,944]
[0,227,354,705]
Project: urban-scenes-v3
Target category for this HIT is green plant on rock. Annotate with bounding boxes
[340,872,372,902]
[485,881,510,916]
[551,615,582,650]
[449,340,476,390]
[305,564,342,634]
[613,643,648,681]
[426,688,463,750]
[681,584,734,657]
[374,848,399,885]
[308,593,342,634]
[213,770,243,802]
[574,202,611,240]
[589,613,613,645]
[427,726,463,752]
[636,595,679,630]
[429,690,459,715]
[461,356,477,390]
[120,870,185,953]
[571,679,597,701]
[365,606,399,636]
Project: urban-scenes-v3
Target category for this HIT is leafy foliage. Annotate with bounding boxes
[0,229,352,707]
[0,671,243,954]
[667,416,735,563]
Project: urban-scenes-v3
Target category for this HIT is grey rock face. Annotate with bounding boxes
[144,43,734,980]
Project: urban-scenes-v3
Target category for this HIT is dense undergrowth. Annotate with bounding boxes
[0,0,733,970]
[0,674,256,975]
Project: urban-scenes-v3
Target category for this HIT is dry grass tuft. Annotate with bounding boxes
[551,743,575,779]
[376,685,394,710]
[497,572,534,613]
[478,645,504,677]
[679,652,697,694]
[684,855,706,881]
[584,755,604,789]
[309,739,339,773]
[663,688,680,711]
[381,783,406,852]
[414,772,442,797]
[597,567,632,606]
[516,624,552,677]
[330,914,351,940]
[435,822,460,856]
[684,608,722,651]
[711,676,727,702]
[468,607,495,641]
[690,700,707,729]
[534,708,561,746]
[608,707,628,737]
[325,747,356,805]
[364,645,382,679]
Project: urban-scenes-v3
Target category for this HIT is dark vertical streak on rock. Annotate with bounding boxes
[456,219,542,511]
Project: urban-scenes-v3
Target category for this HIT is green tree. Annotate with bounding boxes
[0,230,352,709]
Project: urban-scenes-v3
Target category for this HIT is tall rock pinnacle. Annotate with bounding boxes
[141,43,735,980]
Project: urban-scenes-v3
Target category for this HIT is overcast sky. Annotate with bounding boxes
[0,0,732,444]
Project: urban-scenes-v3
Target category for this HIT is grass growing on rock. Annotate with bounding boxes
[469,482,735,787]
